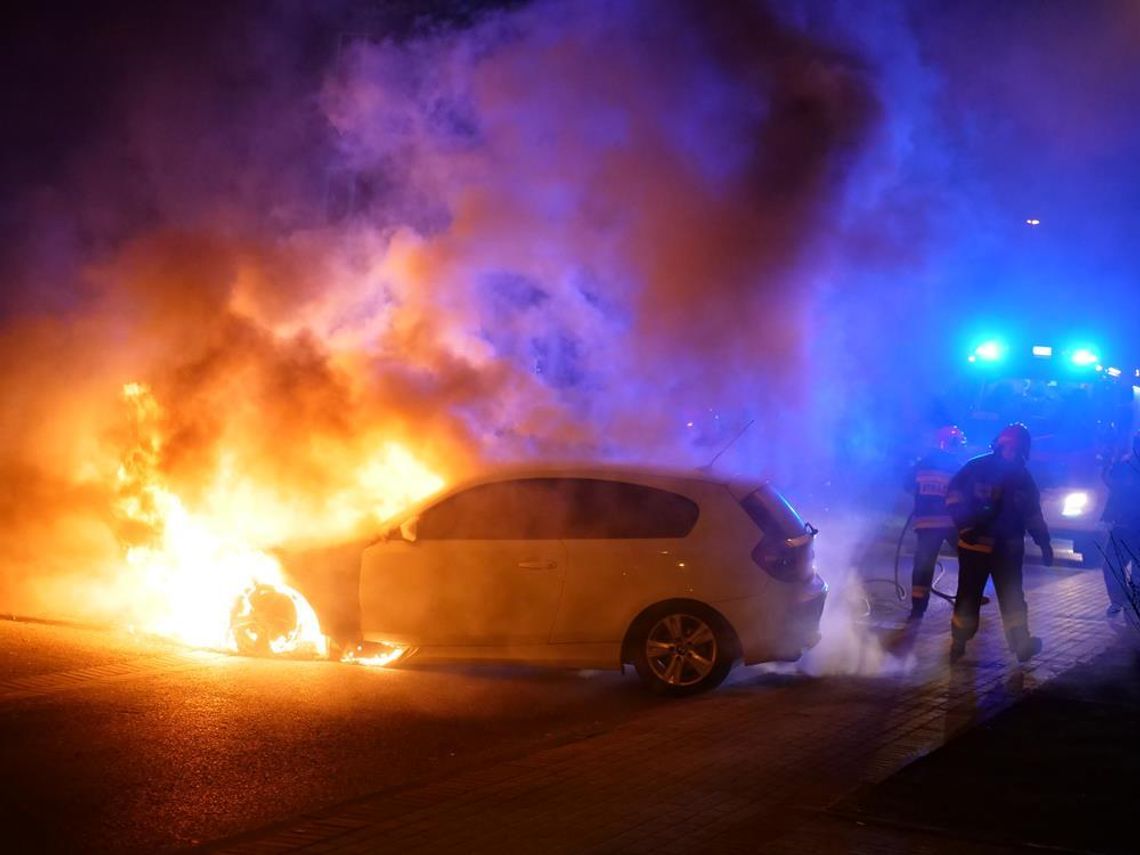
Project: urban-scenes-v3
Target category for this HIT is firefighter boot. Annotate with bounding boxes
[949,639,966,664]
[1017,637,1043,663]
[908,596,928,622]
[1008,627,1043,663]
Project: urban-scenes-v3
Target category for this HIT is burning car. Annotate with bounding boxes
[357,466,827,695]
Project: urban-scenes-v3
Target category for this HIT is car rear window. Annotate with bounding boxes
[739,484,806,540]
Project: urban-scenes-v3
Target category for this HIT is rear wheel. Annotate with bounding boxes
[631,605,735,697]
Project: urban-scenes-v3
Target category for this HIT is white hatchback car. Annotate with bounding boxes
[359,466,827,695]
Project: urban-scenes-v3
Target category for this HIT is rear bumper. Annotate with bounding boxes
[724,573,828,665]
[779,573,828,658]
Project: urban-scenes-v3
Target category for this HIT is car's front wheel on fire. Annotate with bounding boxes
[631,603,736,697]
[230,584,298,656]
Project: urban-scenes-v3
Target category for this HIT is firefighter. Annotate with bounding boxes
[905,425,968,620]
[1100,429,1140,616]
[945,422,1054,664]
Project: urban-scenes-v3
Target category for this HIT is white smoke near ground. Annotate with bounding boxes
[800,576,917,678]
[794,509,916,677]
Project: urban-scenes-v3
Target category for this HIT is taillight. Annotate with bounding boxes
[751,540,813,582]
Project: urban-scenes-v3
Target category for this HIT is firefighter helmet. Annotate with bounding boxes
[992,422,1031,461]
[935,425,967,450]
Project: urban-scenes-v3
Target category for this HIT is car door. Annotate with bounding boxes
[552,479,702,644]
[360,479,567,646]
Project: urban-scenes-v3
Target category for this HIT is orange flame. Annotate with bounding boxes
[342,642,412,668]
[114,382,442,660]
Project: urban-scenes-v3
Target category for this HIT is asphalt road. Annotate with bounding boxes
[0,618,665,853]
[0,532,1074,854]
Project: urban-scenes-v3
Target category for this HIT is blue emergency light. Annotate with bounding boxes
[1070,348,1098,367]
[972,340,1002,361]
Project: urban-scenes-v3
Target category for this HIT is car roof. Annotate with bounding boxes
[452,462,732,489]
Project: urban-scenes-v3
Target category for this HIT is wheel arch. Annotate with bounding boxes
[620,598,742,665]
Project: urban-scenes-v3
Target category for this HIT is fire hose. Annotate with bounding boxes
[864,511,984,607]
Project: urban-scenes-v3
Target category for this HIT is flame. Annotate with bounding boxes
[342,642,412,668]
[113,382,442,660]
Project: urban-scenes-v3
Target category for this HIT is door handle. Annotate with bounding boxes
[517,560,557,570]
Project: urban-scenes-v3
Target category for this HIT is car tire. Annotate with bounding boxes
[230,584,298,656]
[631,603,736,697]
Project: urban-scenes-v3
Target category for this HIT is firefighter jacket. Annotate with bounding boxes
[1102,455,1140,530]
[905,449,961,530]
[945,453,1051,554]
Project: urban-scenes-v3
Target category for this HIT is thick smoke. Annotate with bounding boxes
[324,0,880,448]
[0,0,898,621]
[9,0,1134,632]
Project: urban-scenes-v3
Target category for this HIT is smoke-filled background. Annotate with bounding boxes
[2,0,1139,622]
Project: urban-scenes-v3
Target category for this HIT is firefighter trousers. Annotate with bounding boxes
[951,546,1032,650]
[911,528,955,614]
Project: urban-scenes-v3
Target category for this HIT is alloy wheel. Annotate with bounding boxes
[644,612,718,687]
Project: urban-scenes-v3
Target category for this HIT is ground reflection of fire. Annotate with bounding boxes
[114,382,438,664]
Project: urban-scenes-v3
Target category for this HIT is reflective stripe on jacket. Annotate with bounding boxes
[907,449,962,530]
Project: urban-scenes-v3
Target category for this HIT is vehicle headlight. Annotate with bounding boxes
[1061,491,1089,517]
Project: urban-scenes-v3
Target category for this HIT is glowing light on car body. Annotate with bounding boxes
[1032,345,1052,357]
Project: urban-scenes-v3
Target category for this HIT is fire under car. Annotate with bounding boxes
[354,466,827,696]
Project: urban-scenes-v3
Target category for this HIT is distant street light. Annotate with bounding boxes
[1026,217,1041,226]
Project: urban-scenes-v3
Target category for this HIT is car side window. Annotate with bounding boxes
[414,478,699,540]
[416,480,572,540]
[563,479,699,539]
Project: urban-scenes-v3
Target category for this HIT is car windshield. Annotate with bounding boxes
[955,376,1137,458]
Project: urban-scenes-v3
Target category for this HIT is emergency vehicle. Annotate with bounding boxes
[942,338,1140,566]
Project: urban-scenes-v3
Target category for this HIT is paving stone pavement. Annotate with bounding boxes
[207,563,1125,854]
